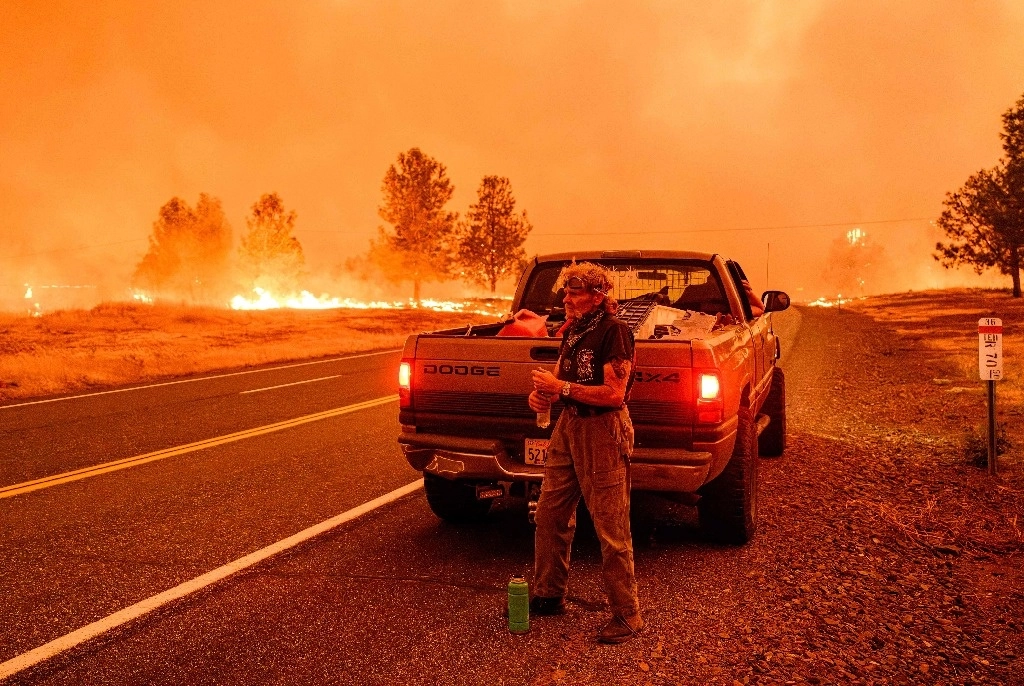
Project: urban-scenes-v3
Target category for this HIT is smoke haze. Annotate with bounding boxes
[2,1,1023,307]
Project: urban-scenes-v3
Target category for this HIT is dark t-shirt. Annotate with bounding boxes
[556,312,634,388]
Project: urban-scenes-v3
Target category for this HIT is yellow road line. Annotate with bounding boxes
[0,395,398,500]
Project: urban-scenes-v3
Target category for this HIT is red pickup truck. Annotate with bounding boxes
[397,250,790,543]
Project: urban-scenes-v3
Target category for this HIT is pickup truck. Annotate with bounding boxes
[397,250,790,543]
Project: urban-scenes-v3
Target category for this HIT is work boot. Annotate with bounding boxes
[597,614,643,644]
[529,596,566,616]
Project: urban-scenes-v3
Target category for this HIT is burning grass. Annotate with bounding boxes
[0,302,498,402]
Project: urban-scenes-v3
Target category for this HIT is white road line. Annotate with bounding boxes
[240,375,342,394]
[0,349,402,410]
[0,479,424,680]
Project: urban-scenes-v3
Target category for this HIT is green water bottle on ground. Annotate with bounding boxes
[508,576,530,634]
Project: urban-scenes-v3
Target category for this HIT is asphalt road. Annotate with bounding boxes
[1,313,804,685]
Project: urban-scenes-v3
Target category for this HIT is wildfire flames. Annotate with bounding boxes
[132,290,155,304]
[228,287,507,316]
[12,283,506,318]
[807,295,861,308]
[24,284,40,317]
[22,283,97,317]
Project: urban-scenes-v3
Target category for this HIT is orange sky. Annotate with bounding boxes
[2,1,1024,303]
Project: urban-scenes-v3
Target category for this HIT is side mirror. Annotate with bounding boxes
[761,290,791,313]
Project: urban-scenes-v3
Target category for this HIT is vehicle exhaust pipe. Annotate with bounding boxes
[527,483,541,524]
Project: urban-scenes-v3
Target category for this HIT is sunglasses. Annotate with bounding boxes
[564,277,603,294]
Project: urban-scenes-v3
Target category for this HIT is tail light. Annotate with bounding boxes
[398,360,412,408]
[696,371,723,423]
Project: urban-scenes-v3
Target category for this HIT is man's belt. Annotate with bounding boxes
[564,401,620,417]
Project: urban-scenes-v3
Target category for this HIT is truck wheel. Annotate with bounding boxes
[698,407,758,544]
[423,474,491,523]
[758,368,786,458]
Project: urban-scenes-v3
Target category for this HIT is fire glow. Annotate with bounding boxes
[229,288,507,316]
[21,283,97,316]
[807,295,864,308]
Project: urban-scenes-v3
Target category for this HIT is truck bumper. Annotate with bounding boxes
[398,433,546,481]
[398,427,736,494]
[631,434,732,492]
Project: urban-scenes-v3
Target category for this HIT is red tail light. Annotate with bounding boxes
[696,371,723,423]
[398,360,412,408]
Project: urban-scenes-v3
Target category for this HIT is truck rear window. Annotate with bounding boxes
[520,261,726,316]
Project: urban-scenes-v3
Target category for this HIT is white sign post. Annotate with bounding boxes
[978,318,1003,476]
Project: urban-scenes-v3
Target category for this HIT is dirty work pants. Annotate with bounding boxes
[533,406,641,621]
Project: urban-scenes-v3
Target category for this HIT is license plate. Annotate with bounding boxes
[525,438,550,466]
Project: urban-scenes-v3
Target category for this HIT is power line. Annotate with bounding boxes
[532,217,935,237]
[296,218,937,239]
[9,239,148,260]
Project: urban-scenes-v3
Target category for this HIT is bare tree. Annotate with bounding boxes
[238,193,305,294]
[377,148,458,302]
[456,176,531,293]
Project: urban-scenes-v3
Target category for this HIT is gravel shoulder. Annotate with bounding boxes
[524,303,1023,685]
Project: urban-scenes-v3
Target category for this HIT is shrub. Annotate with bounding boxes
[964,421,1011,468]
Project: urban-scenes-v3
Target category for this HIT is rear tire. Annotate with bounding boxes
[424,474,491,523]
[758,368,786,458]
[698,407,758,544]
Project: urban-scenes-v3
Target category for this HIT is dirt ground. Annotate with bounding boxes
[581,292,1024,685]
[3,290,1022,683]
[768,298,1022,684]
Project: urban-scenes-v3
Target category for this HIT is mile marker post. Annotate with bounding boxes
[978,318,1003,476]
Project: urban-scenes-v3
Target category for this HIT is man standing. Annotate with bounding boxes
[528,261,642,644]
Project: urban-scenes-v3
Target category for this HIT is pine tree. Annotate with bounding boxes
[935,93,1024,297]
[376,148,458,302]
[935,166,1022,297]
[456,176,531,293]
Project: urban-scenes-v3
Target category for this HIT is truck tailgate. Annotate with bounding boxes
[405,336,556,424]
[404,335,700,443]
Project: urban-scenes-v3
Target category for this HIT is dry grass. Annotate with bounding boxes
[850,287,1023,406]
[0,303,498,402]
[849,287,1024,474]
